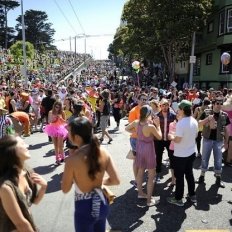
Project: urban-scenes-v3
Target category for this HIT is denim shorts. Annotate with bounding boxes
[130,137,137,152]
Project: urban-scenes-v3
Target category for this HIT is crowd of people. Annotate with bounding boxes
[0,57,231,231]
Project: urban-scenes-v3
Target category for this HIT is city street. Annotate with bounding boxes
[26,118,232,232]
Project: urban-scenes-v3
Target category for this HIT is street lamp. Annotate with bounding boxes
[20,0,27,83]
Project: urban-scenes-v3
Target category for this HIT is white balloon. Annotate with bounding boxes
[132,61,140,70]
[221,52,231,65]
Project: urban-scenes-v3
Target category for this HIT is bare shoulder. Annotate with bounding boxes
[100,146,110,158]
[0,183,13,196]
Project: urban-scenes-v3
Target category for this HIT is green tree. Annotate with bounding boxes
[10,40,34,64]
[15,10,55,51]
[0,0,19,49]
[112,0,213,81]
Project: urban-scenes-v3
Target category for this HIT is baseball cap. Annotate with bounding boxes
[178,100,192,109]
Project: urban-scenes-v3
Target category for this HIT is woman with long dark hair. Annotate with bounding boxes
[0,135,47,231]
[61,117,120,232]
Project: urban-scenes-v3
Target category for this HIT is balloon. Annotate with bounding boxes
[221,52,231,65]
[132,61,140,70]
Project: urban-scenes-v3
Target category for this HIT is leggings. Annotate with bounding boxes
[74,193,109,232]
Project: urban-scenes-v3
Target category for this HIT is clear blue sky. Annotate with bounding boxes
[8,0,126,59]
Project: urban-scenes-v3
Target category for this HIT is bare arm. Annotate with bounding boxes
[199,115,213,127]
[125,120,137,133]
[0,185,35,232]
[103,149,120,186]
[30,173,47,205]
[61,158,74,193]
[11,99,17,112]
[150,125,162,140]
[48,111,53,123]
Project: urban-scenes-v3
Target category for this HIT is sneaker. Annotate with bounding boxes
[155,175,161,183]
[187,194,197,203]
[167,197,184,207]
[195,175,204,184]
[215,176,225,188]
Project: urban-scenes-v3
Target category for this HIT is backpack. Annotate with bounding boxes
[102,99,110,116]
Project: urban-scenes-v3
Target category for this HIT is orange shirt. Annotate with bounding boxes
[128,105,141,138]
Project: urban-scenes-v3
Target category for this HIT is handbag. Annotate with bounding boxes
[126,149,135,160]
[102,185,116,205]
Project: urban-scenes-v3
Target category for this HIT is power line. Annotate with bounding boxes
[54,34,114,43]
[53,0,78,35]
[67,0,85,34]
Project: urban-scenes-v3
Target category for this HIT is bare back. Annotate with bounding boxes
[63,145,110,193]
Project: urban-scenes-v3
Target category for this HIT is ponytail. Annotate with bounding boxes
[69,117,102,180]
[87,135,101,180]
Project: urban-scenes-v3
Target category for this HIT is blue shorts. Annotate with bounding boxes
[74,191,109,232]
[130,138,137,152]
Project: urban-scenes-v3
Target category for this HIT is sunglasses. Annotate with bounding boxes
[215,102,223,105]
[141,98,147,102]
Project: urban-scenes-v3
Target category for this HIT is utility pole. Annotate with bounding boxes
[21,0,27,83]
[69,36,72,51]
[84,35,86,62]
[189,32,196,88]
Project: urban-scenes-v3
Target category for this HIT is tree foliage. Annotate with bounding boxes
[15,10,55,51]
[10,40,34,63]
[110,0,213,80]
[0,0,19,48]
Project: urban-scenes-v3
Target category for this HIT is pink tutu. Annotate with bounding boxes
[44,123,68,138]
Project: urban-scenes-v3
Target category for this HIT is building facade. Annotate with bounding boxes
[193,0,232,89]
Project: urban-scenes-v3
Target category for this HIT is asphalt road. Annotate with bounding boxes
[25,118,232,232]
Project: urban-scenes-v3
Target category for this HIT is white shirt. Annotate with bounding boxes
[174,116,198,157]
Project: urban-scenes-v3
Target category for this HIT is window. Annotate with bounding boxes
[206,53,213,65]
[207,21,214,33]
[219,11,225,35]
[193,57,201,76]
[221,63,230,73]
[180,61,186,68]
[227,9,232,32]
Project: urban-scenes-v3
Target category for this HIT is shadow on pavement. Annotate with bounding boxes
[43,150,54,158]
[150,180,190,232]
[195,183,222,211]
[107,187,148,232]
[33,164,57,175]
[29,142,51,150]
[46,173,62,193]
